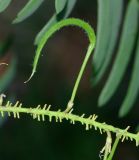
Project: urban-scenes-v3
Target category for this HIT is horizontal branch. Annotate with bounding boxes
[0,101,139,146]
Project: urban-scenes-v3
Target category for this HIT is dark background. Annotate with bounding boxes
[0,0,139,159]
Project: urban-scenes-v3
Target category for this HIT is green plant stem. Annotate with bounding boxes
[0,102,139,146]
[24,18,96,112]
[104,151,108,160]
[102,131,112,160]
[107,136,120,160]
[70,44,94,103]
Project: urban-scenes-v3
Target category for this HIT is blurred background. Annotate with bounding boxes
[0,0,139,159]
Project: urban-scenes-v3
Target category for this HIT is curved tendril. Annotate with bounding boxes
[24,18,96,110]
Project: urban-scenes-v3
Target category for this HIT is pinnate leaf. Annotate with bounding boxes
[98,0,139,106]
[0,0,12,13]
[92,0,123,85]
[13,0,44,23]
[55,0,67,14]
[119,33,139,117]
[35,0,76,45]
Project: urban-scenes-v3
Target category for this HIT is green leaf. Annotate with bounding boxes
[55,0,67,14]
[13,0,44,23]
[92,0,123,85]
[92,0,111,74]
[0,0,12,13]
[119,34,139,117]
[98,0,139,106]
[25,18,95,87]
[34,0,76,45]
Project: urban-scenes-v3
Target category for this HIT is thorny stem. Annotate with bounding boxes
[0,101,139,146]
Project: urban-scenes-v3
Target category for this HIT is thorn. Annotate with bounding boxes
[85,124,89,130]
[90,125,92,129]
[99,128,103,134]
[81,114,85,118]
[43,104,47,110]
[121,126,130,142]
[88,115,92,119]
[13,112,16,118]
[92,114,98,121]
[94,126,98,130]
[36,105,41,109]
[18,103,22,108]
[42,114,45,121]
[37,115,40,121]
[33,114,37,119]
[69,108,73,114]
[14,101,19,108]
[46,105,51,111]
[55,116,58,122]
[57,109,61,112]
[6,101,10,107]
[17,112,20,119]
[59,117,62,122]
[70,119,75,124]
[49,116,52,122]
[9,103,12,107]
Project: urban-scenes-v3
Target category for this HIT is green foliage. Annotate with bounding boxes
[92,0,112,74]
[0,100,139,147]
[34,0,77,45]
[0,0,76,45]
[13,0,44,23]
[91,0,139,117]
[55,0,67,14]
[24,18,96,113]
[92,0,123,85]
[119,34,139,117]
[98,0,139,108]
[26,18,95,80]
[0,0,139,159]
[0,0,12,13]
